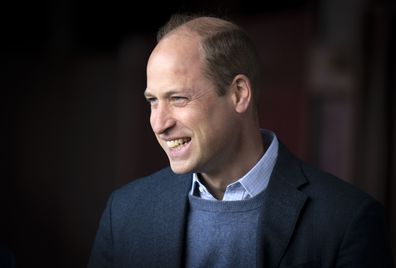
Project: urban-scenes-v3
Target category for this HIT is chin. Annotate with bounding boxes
[169,162,193,174]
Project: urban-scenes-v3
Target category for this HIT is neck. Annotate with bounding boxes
[199,129,265,200]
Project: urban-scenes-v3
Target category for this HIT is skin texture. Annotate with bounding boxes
[145,22,264,199]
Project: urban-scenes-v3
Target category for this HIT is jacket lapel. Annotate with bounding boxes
[257,143,308,268]
[149,171,192,267]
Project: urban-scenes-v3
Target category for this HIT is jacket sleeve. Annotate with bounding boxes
[335,199,394,268]
[88,194,114,268]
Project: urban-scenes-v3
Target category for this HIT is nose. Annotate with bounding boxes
[150,102,175,135]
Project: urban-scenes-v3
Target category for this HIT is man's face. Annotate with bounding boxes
[145,33,238,175]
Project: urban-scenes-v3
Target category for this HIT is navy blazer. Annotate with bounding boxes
[88,143,394,268]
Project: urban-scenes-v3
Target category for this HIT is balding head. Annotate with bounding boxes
[157,15,239,42]
[155,14,263,110]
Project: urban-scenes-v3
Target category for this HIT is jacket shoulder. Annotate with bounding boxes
[301,163,377,204]
[115,167,175,194]
[109,167,191,209]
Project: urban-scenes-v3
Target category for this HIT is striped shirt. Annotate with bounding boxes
[190,129,278,201]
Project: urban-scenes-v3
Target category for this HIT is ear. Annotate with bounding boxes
[230,74,252,113]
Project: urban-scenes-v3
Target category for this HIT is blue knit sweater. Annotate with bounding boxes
[185,190,266,267]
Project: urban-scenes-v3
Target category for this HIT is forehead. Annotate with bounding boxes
[148,32,202,70]
[146,32,208,95]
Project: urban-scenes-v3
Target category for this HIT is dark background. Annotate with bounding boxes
[1,0,395,267]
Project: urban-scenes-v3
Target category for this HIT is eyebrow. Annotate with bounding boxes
[144,88,193,98]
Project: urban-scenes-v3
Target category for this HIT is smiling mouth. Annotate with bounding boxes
[166,138,191,149]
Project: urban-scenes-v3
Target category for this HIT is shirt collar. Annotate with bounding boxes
[190,129,279,201]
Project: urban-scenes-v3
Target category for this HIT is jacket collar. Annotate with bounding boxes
[257,142,308,268]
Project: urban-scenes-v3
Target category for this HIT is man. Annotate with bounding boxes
[88,14,394,267]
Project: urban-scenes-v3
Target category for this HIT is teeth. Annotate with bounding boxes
[166,138,190,149]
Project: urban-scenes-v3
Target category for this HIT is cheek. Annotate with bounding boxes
[178,97,234,130]
[191,109,233,143]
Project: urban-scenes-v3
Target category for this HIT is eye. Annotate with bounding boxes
[146,97,158,106]
[170,96,188,107]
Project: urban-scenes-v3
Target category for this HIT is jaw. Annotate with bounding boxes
[169,160,192,174]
